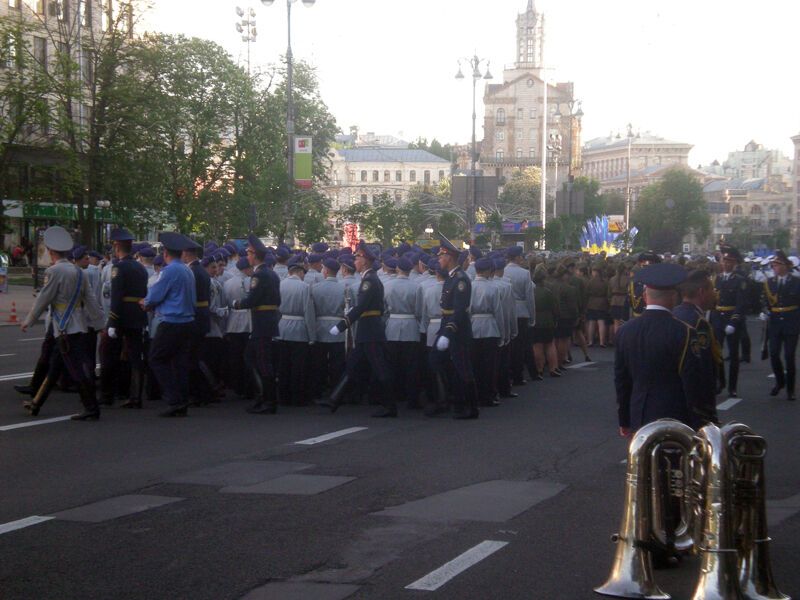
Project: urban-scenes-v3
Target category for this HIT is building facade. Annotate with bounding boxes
[792,133,800,248]
[478,1,582,187]
[322,148,451,210]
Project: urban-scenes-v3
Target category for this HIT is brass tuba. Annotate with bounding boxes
[595,419,696,599]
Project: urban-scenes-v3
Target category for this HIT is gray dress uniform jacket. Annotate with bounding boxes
[466,263,476,281]
[494,274,518,345]
[470,276,503,340]
[504,262,535,325]
[24,258,105,337]
[147,272,163,337]
[383,275,423,342]
[207,277,227,338]
[278,275,316,342]
[420,280,444,347]
[304,269,324,287]
[223,273,252,334]
[273,264,289,280]
[310,276,353,343]
[100,261,113,318]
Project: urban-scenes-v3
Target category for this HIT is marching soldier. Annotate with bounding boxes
[223,256,253,399]
[100,227,149,408]
[761,250,800,401]
[141,232,197,417]
[20,226,105,420]
[493,257,518,398]
[319,240,395,417]
[204,254,228,402]
[230,234,282,414]
[420,258,446,414]
[504,246,535,386]
[310,257,352,398]
[384,256,423,408]
[431,234,479,419]
[470,257,503,407]
[710,246,747,398]
[277,254,316,406]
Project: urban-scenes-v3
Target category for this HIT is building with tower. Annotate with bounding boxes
[479,1,581,191]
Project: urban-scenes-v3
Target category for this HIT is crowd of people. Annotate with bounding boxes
[12,225,800,423]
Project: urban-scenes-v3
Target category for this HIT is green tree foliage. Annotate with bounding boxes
[632,168,709,252]
[495,166,541,220]
[408,137,455,162]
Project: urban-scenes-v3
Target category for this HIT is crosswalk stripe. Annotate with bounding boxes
[405,540,509,591]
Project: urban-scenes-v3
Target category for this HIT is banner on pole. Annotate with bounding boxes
[294,137,313,189]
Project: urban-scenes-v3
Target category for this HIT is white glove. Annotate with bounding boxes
[436,336,450,351]
[108,327,117,339]
[216,307,229,318]
[759,312,769,321]
[724,325,735,336]
[329,324,341,336]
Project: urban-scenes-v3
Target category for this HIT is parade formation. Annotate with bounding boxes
[11,225,800,427]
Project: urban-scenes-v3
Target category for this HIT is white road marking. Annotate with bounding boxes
[0,416,76,431]
[18,337,44,342]
[294,427,368,446]
[565,361,595,370]
[0,516,54,535]
[406,540,509,591]
[0,371,34,382]
[0,353,15,357]
[717,398,742,411]
[767,374,775,379]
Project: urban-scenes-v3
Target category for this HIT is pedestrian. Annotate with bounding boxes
[504,246,535,386]
[532,264,560,379]
[761,250,800,401]
[608,262,630,338]
[223,256,253,399]
[470,257,503,406]
[585,265,610,347]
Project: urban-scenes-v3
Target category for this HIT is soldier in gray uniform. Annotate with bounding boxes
[384,256,423,408]
[223,256,253,398]
[310,257,353,398]
[304,253,325,286]
[471,257,504,406]
[277,255,316,405]
[465,246,481,281]
[20,226,105,420]
[273,247,290,280]
[419,259,446,413]
[494,257,518,398]
[504,247,535,386]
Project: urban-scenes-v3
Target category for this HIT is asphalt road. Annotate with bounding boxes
[0,328,798,600]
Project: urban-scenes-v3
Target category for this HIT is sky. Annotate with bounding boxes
[142,0,800,167]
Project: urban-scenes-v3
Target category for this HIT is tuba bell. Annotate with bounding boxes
[595,419,696,599]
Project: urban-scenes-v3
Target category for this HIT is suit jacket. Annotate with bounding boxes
[236,263,281,339]
[438,267,473,344]
[107,254,148,330]
[762,275,800,336]
[711,272,747,330]
[615,308,709,430]
[189,260,211,335]
[339,268,385,343]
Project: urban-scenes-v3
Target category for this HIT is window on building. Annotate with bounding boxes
[360,170,367,182]
[438,170,445,180]
[496,108,506,125]
[752,219,762,227]
[529,128,536,140]
[383,170,390,182]
[496,150,504,159]
[750,205,762,215]
[516,149,523,158]
[81,52,93,83]
[769,204,780,215]
[424,170,431,185]
[731,205,742,215]
[409,170,416,182]
[527,38,534,62]
[517,108,524,120]
[372,170,379,182]
[394,191,402,202]
[2,32,18,69]
[8,0,21,9]
[360,194,368,204]
[395,170,402,182]
[530,148,535,158]
[495,131,504,141]
[54,0,69,22]
[769,219,780,227]
[33,36,47,71]
[57,41,68,59]
[35,0,45,13]
[82,0,93,26]
[530,108,537,119]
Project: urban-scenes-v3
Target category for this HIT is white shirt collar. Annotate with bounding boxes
[645,304,672,312]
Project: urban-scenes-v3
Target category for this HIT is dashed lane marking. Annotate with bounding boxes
[0,416,76,431]
[565,361,596,369]
[0,371,34,382]
[0,353,15,357]
[717,398,742,411]
[294,427,368,445]
[18,337,44,342]
[405,540,509,591]
[0,516,53,536]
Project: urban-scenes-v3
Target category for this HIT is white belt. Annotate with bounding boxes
[282,315,304,321]
[471,313,493,318]
[389,314,416,319]
[429,318,441,324]
[318,316,341,322]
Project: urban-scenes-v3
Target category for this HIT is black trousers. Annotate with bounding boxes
[714,325,740,393]
[510,319,531,382]
[387,341,420,405]
[149,322,193,407]
[225,332,251,396]
[48,333,96,409]
[100,328,144,401]
[244,336,277,408]
[740,320,751,359]
[472,337,499,405]
[30,325,56,392]
[278,340,309,405]
[312,342,346,398]
[345,341,393,410]
[430,338,477,413]
[769,331,799,392]
[497,342,512,395]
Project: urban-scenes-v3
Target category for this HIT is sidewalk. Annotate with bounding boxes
[0,284,39,327]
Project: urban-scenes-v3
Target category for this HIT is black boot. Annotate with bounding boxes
[316,375,349,413]
[24,377,54,417]
[121,368,144,409]
[14,385,34,396]
[72,383,100,421]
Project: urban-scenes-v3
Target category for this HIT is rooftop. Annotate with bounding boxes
[703,177,766,193]
[336,148,450,164]
[583,132,692,152]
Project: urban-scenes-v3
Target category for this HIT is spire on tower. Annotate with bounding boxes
[527,0,535,12]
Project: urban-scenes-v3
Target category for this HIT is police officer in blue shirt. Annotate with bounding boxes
[100,227,149,408]
[761,250,800,401]
[142,232,197,417]
[615,263,711,435]
[230,234,282,414]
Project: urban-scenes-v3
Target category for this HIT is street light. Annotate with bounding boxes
[551,99,583,218]
[623,123,639,235]
[261,0,317,246]
[235,7,258,75]
[455,53,493,242]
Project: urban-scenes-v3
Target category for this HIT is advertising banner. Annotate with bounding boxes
[294,137,313,189]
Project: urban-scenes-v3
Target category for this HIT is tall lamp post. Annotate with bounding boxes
[623,123,639,236]
[456,54,493,242]
[261,0,317,245]
[551,100,583,217]
[235,6,258,76]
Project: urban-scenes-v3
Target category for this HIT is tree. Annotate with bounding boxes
[408,137,455,162]
[494,166,541,220]
[573,176,602,217]
[632,168,709,252]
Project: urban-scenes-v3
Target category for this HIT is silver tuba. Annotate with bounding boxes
[595,419,696,599]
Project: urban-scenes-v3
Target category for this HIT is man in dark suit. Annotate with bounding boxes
[615,263,711,436]
[710,245,747,398]
[761,250,800,401]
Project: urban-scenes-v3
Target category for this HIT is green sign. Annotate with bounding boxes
[22,203,114,221]
[294,136,313,189]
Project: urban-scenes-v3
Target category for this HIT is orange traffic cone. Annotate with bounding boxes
[7,301,18,324]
